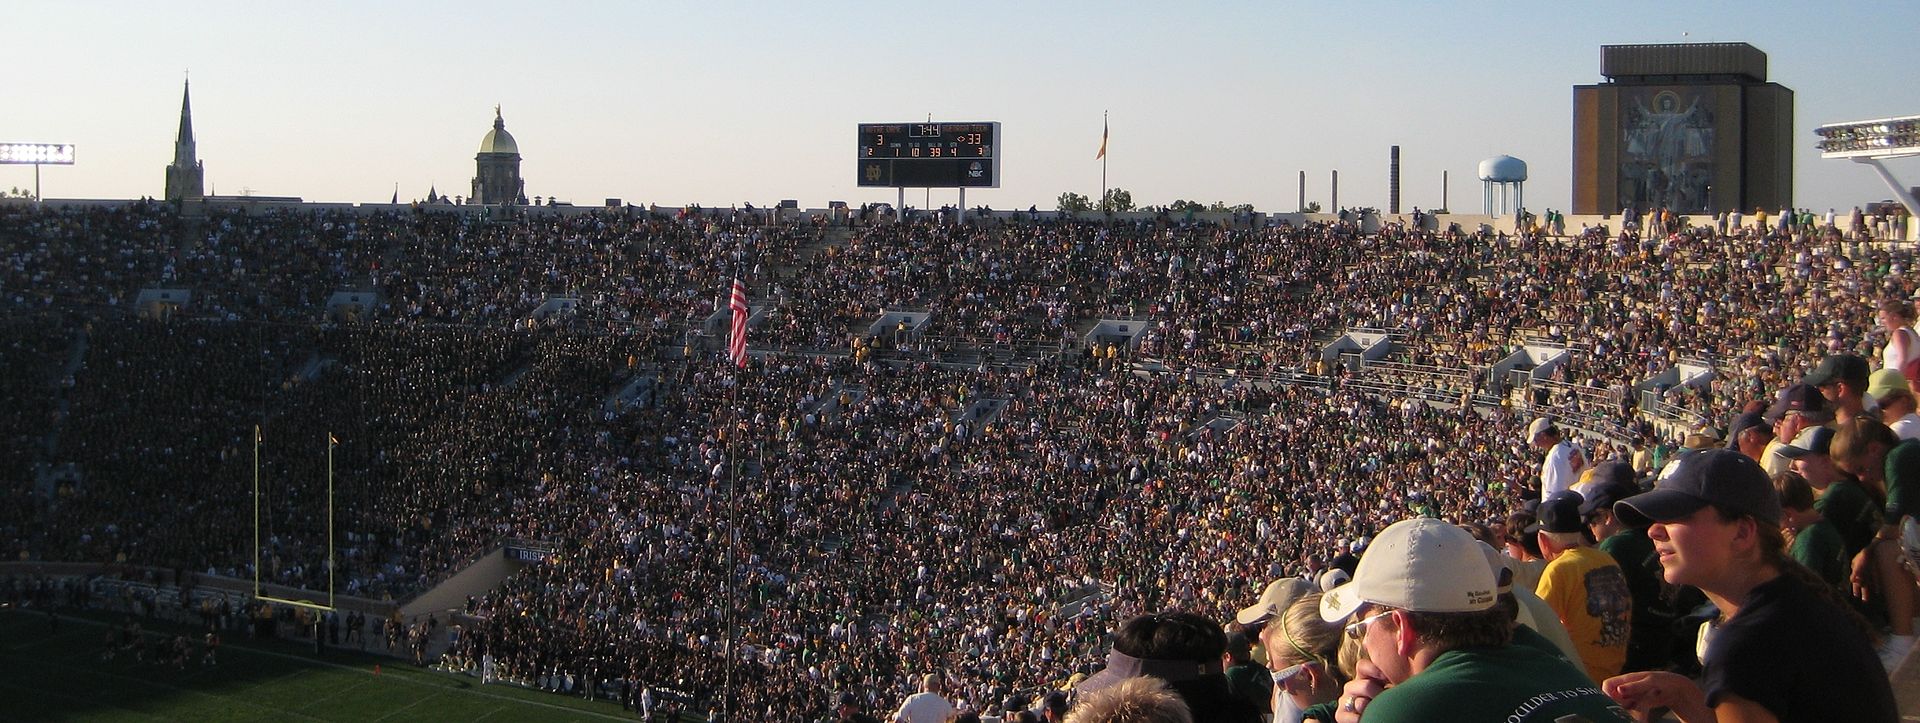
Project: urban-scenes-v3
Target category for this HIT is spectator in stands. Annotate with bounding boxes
[892,673,955,723]
[1777,471,1849,589]
[1761,384,1830,477]
[1780,426,1878,563]
[1604,449,1895,721]
[1869,370,1920,440]
[839,693,883,723]
[1319,518,1628,722]
[1530,491,1632,681]
[1075,612,1261,723]
[1805,354,1873,425]
[1257,593,1344,723]
[1830,417,1920,668]
[1063,677,1192,723]
[1219,629,1268,716]
[1527,418,1587,501]
[1580,464,1679,674]
[1878,299,1920,382]
[1725,411,1773,463]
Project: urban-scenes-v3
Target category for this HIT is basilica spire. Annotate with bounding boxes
[165,76,205,201]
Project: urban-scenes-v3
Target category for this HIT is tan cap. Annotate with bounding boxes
[1236,577,1315,626]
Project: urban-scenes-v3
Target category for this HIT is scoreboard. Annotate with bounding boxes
[856,121,1001,188]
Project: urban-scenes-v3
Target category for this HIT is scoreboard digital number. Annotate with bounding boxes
[856,121,1001,189]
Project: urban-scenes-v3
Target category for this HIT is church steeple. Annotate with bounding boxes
[174,80,196,166]
[164,76,205,201]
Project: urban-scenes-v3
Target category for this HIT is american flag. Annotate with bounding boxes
[728,278,749,368]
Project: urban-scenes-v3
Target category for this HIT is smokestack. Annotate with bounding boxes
[1330,170,1338,213]
[1298,170,1306,212]
[1389,146,1401,215]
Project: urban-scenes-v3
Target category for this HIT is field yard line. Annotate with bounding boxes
[297,677,370,711]
[0,677,171,722]
[371,689,443,722]
[30,613,632,722]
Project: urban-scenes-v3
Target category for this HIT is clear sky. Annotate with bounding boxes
[6,0,1917,212]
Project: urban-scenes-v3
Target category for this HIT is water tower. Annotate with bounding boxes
[1478,155,1527,215]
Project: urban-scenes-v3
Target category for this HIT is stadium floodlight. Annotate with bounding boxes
[0,142,76,165]
[0,142,76,202]
[1815,115,1920,222]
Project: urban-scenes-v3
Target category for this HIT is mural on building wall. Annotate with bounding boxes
[1620,89,1716,213]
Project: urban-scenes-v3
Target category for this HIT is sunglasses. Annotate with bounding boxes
[1270,662,1311,687]
[1344,609,1393,640]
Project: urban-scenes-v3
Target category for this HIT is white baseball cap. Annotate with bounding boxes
[1525,417,1553,442]
[1319,518,1498,623]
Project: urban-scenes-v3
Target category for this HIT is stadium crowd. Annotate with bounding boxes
[0,199,1916,721]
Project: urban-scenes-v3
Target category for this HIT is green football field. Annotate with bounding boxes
[0,609,640,722]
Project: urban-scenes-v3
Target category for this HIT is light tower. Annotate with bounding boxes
[1816,115,1920,221]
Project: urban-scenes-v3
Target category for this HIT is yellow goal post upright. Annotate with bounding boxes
[251,426,338,614]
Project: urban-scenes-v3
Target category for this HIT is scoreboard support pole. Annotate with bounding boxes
[897,187,905,219]
[959,189,966,223]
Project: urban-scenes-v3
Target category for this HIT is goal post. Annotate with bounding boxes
[251,427,337,613]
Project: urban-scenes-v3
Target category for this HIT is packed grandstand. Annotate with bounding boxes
[2,199,1916,721]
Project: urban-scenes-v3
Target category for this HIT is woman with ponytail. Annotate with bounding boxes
[1600,449,1894,723]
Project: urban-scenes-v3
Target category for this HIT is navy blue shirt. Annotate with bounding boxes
[1701,572,1894,722]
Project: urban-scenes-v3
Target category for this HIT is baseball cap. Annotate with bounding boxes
[1869,368,1910,401]
[1777,426,1834,459]
[1803,354,1871,390]
[1319,518,1497,623]
[1526,417,1553,442]
[1615,448,1780,528]
[1763,384,1831,424]
[1579,464,1644,517]
[1724,412,1768,448]
[1526,491,1586,534]
[1235,577,1315,626]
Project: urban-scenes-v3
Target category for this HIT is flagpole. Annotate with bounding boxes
[253,425,260,598]
[327,432,335,610]
[1101,111,1109,218]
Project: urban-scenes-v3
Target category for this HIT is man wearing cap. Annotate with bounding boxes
[1780,426,1879,561]
[1529,418,1588,502]
[1806,353,1872,425]
[1584,462,1682,673]
[1725,411,1773,463]
[1760,384,1831,477]
[1603,450,1895,722]
[1322,518,1630,722]
[1532,491,1632,682]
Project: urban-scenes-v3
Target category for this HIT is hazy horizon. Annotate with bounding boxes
[5,1,1918,212]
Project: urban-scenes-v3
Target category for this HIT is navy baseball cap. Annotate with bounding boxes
[1578,461,1642,516]
[1763,384,1830,424]
[1528,491,1586,534]
[1615,448,1780,527]
[1725,412,1768,449]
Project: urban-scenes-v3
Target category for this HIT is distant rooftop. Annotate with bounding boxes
[1600,42,1767,84]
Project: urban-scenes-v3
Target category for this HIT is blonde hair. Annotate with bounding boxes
[1270,593,1342,671]
[1063,677,1193,723]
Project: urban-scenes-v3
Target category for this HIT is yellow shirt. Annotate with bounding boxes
[1534,545,1631,682]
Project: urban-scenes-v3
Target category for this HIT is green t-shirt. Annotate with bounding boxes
[1815,479,1881,559]
[1884,439,1920,526]
[1790,518,1848,589]
[1360,644,1632,723]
